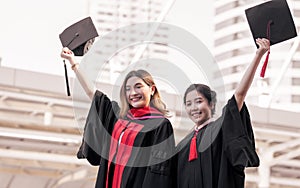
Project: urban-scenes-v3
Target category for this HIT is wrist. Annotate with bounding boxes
[71,63,79,70]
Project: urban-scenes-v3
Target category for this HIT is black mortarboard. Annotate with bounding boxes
[245,0,297,77]
[59,17,98,96]
[59,16,98,56]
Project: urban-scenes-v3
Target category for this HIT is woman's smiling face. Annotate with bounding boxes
[125,76,154,108]
[185,89,212,126]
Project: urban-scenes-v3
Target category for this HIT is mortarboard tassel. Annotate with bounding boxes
[260,20,273,78]
[188,131,198,162]
[63,60,71,96]
[62,33,79,96]
[260,50,270,77]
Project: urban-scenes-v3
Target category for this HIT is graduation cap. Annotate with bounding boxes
[245,0,297,77]
[59,17,99,96]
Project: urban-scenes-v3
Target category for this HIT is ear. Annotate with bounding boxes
[209,102,215,114]
[150,85,156,96]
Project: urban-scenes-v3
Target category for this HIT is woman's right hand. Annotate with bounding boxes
[60,47,75,65]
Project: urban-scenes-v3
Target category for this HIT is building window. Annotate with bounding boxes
[292,78,300,85]
[292,95,300,103]
[292,61,300,68]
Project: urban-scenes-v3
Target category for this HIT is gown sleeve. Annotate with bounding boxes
[142,119,176,188]
[77,90,119,166]
[222,95,260,168]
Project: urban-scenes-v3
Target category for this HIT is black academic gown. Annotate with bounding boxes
[77,90,176,188]
[176,96,259,188]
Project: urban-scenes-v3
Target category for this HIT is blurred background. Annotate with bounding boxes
[0,0,300,187]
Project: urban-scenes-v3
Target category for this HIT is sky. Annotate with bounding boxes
[0,0,88,75]
[0,0,213,76]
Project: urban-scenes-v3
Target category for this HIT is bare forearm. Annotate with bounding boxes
[73,65,96,100]
[234,53,262,109]
[234,38,270,111]
[61,48,95,100]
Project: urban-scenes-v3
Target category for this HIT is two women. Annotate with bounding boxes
[61,37,269,188]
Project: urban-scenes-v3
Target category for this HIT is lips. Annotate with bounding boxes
[191,111,202,118]
[130,95,142,102]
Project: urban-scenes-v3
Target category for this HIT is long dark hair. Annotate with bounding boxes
[183,84,217,115]
[119,69,169,118]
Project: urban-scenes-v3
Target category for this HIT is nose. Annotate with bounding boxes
[128,88,137,96]
[191,102,198,111]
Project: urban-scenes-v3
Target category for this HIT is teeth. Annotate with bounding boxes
[130,96,142,102]
[192,112,201,116]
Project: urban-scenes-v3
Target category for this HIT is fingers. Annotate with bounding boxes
[62,47,69,51]
[255,38,270,56]
[62,47,73,55]
[256,38,270,50]
[60,47,74,59]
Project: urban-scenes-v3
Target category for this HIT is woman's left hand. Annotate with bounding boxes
[255,38,270,56]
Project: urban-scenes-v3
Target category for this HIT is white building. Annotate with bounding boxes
[214,0,300,187]
[0,0,300,187]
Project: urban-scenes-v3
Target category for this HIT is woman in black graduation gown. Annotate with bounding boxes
[176,38,270,188]
[61,48,175,188]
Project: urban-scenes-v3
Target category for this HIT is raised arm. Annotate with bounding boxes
[61,47,96,100]
[234,38,270,111]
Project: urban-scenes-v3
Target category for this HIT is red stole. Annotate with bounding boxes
[106,106,163,188]
[127,106,164,119]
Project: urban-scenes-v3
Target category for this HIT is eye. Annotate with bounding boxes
[195,98,203,104]
[185,102,191,107]
[135,84,143,89]
[125,87,130,91]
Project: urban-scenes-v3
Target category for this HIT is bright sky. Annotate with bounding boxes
[0,0,213,76]
[0,0,87,75]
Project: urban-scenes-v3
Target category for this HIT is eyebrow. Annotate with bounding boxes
[186,96,203,102]
[126,82,143,88]
[194,96,203,100]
